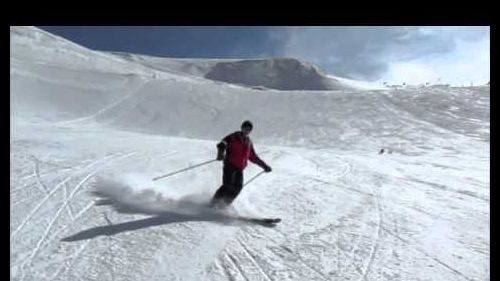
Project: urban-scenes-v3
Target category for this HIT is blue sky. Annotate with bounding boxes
[39,26,490,86]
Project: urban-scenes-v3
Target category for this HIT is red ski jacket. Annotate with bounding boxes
[217,131,267,170]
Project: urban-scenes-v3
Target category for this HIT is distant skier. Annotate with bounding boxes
[209,120,272,208]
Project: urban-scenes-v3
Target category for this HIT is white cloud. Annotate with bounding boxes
[277,26,490,86]
[380,34,490,86]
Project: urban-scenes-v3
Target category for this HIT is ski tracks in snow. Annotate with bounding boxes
[12,150,138,281]
[49,239,92,281]
[209,151,364,280]
[207,150,390,281]
[236,238,274,281]
[54,77,146,127]
[11,151,133,242]
[341,160,478,281]
[302,152,384,281]
[356,178,383,281]
[380,226,476,281]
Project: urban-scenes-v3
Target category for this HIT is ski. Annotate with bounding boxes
[233,216,281,225]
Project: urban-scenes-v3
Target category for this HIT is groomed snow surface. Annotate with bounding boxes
[10,26,489,281]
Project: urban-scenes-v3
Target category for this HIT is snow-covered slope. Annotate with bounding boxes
[203,58,347,90]
[10,27,162,76]
[112,52,354,91]
[11,26,489,281]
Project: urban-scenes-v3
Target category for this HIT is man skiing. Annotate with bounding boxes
[209,120,272,209]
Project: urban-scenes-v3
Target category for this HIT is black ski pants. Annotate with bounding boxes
[210,162,244,206]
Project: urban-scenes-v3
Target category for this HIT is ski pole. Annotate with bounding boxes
[153,159,217,181]
[243,171,265,187]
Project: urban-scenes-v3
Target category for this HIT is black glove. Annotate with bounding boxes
[216,151,224,161]
[263,165,272,172]
[216,142,225,161]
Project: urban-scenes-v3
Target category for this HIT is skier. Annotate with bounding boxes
[209,120,272,209]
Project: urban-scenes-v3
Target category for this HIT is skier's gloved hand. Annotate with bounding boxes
[216,142,226,161]
[216,152,224,161]
[263,165,272,172]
